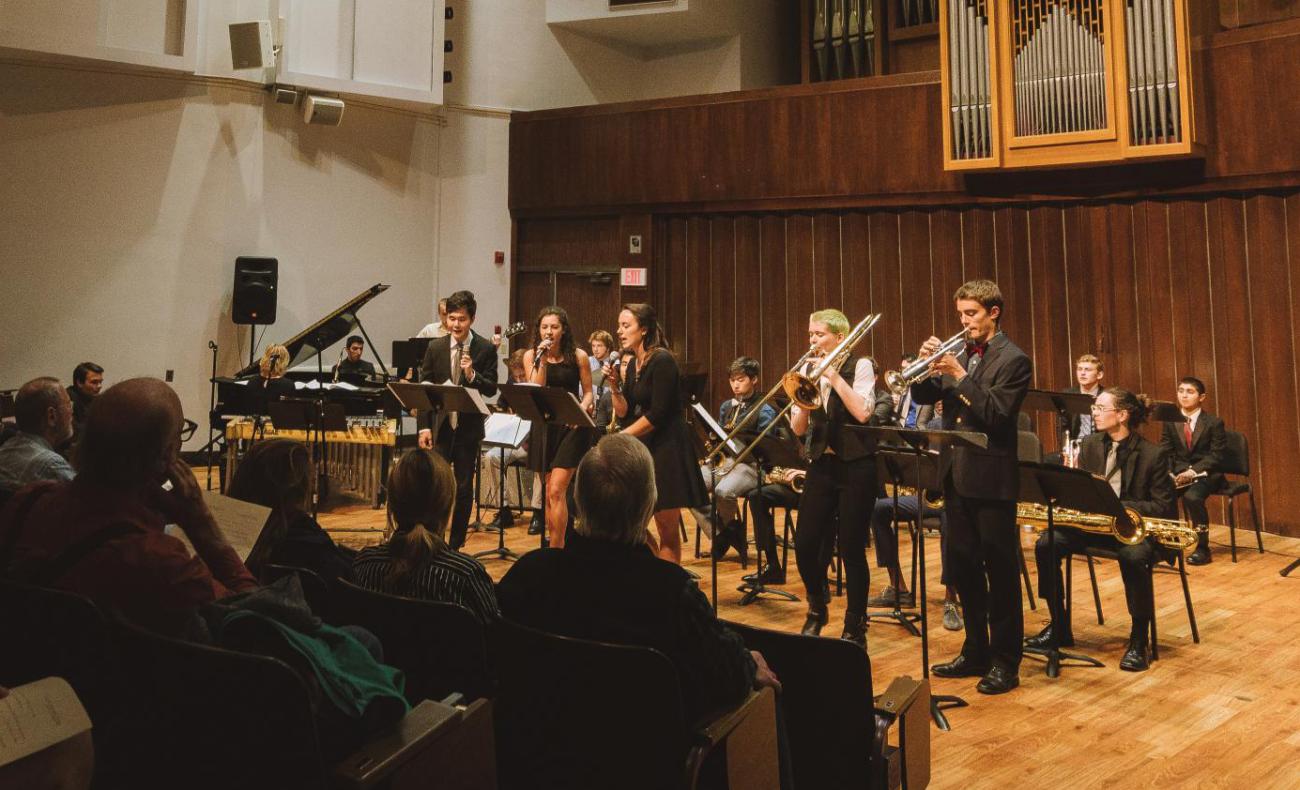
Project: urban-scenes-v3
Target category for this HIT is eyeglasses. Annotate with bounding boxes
[1089,405,1118,414]
[179,418,198,442]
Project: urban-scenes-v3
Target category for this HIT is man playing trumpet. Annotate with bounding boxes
[1029,388,1176,672]
[911,280,1032,695]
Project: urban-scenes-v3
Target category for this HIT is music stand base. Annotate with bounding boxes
[1280,557,1300,577]
[865,607,922,637]
[1023,645,1105,677]
[472,546,520,562]
[931,694,968,731]
[736,583,799,606]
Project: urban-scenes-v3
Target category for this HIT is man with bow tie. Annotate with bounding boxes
[910,279,1032,696]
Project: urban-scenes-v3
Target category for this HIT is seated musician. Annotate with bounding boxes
[1029,388,1175,672]
[892,353,933,429]
[250,344,295,414]
[1160,376,1227,565]
[1049,353,1105,464]
[743,467,808,586]
[690,357,777,562]
[332,335,376,380]
[482,350,543,528]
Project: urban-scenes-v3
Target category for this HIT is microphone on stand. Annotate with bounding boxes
[332,345,346,383]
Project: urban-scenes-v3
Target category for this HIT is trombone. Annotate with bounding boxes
[897,329,969,386]
[704,313,883,470]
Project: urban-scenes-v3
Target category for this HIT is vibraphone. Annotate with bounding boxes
[224,416,397,507]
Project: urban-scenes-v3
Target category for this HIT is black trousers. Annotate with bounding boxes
[1035,530,1156,627]
[436,427,481,550]
[749,483,801,569]
[1177,474,1224,530]
[943,490,1022,671]
[795,455,875,619]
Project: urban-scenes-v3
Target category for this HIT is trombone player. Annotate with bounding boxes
[1029,388,1176,672]
[791,309,894,648]
[911,280,1032,695]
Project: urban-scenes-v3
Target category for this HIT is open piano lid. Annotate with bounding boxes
[234,283,389,378]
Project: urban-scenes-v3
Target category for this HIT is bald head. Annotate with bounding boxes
[77,378,183,490]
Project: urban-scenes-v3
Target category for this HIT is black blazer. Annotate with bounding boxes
[419,331,499,442]
[911,332,1033,501]
[1159,412,1226,475]
[1077,432,1176,519]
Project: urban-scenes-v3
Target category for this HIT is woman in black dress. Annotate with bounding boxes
[523,306,595,548]
[605,303,706,563]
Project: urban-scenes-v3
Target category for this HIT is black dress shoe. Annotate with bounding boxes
[1024,622,1074,649]
[931,654,991,678]
[1119,639,1150,672]
[1187,532,1212,565]
[711,526,735,560]
[494,508,515,528]
[801,607,829,636]
[840,615,867,648]
[742,565,786,586]
[527,515,544,535]
[976,666,1020,695]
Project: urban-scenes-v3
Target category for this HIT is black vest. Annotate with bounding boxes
[805,355,874,462]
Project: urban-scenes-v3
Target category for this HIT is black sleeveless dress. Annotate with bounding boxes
[623,350,708,511]
[528,357,596,473]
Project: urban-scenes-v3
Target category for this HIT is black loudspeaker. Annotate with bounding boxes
[232,257,278,325]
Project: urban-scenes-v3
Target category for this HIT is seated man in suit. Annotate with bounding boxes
[1159,376,1227,565]
[498,434,780,721]
[1055,354,1105,463]
[332,334,376,380]
[0,378,76,494]
[1029,388,1176,672]
[417,290,500,550]
[891,353,934,429]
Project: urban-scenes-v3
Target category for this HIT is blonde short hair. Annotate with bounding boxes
[809,309,850,337]
[259,345,289,379]
[1076,353,1104,372]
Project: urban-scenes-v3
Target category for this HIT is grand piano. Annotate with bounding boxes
[211,283,398,506]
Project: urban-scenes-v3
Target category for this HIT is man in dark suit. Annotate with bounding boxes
[418,290,499,549]
[911,279,1032,695]
[1159,376,1227,565]
[892,353,934,429]
[1030,388,1176,672]
[1056,353,1105,447]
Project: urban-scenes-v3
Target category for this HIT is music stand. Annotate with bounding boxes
[868,450,930,638]
[269,398,346,518]
[1018,461,1120,678]
[1149,401,1188,423]
[472,413,531,563]
[735,433,805,607]
[497,384,595,550]
[851,425,988,731]
[1023,388,1095,459]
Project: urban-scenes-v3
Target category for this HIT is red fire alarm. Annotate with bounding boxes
[494,250,505,265]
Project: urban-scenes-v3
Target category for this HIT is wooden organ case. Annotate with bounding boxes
[940,0,1206,170]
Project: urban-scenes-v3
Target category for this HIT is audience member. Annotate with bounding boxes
[0,378,75,494]
[0,378,257,635]
[497,434,779,721]
[227,438,354,582]
[352,449,499,622]
[66,362,102,440]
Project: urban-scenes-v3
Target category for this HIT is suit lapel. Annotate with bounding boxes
[1119,440,1139,497]
[971,333,1007,384]
[1190,413,1208,450]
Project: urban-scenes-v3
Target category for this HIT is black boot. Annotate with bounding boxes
[528,514,544,535]
[495,507,514,528]
[1120,621,1151,672]
[840,613,867,648]
[801,593,829,636]
[1187,531,1212,566]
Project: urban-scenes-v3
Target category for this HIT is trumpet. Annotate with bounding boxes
[765,466,806,493]
[898,329,969,386]
[1016,502,1199,554]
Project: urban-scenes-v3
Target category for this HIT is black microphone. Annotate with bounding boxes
[533,338,552,371]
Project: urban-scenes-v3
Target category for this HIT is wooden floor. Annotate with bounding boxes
[316,497,1300,789]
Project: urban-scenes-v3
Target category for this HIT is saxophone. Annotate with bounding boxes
[764,467,806,494]
[1016,502,1199,554]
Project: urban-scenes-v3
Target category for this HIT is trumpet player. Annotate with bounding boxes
[1030,388,1176,672]
[912,279,1032,695]
[690,357,777,561]
[791,309,894,648]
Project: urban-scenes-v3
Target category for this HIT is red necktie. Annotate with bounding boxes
[1184,421,1193,449]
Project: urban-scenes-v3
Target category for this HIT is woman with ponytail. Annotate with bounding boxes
[352,449,499,622]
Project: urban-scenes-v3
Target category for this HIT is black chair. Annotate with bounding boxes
[262,562,335,620]
[332,578,493,704]
[488,617,779,790]
[1067,542,1201,657]
[1207,430,1264,562]
[725,619,928,790]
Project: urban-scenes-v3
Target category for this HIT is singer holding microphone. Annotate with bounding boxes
[418,290,499,550]
[604,304,706,564]
[524,307,595,548]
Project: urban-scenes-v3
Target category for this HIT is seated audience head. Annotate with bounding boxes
[385,449,456,582]
[1176,376,1207,412]
[228,438,313,576]
[573,434,656,546]
[72,363,104,398]
[15,377,74,446]
[727,356,760,399]
[259,345,289,380]
[345,335,365,362]
[1093,387,1152,436]
[76,378,182,493]
[1076,354,1104,391]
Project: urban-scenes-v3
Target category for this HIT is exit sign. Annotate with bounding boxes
[620,268,647,287]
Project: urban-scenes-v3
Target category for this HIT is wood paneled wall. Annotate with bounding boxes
[553,190,1298,537]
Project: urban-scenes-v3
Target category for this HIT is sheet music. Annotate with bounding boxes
[0,677,91,767]
[483,412,530,448]
[691,403,742,456]
[165,492,270,562]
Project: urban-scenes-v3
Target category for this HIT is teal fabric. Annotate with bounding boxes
[221,608,409,719]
